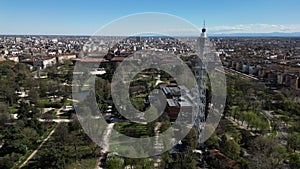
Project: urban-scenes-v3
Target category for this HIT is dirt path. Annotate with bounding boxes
[19,125,58,168]
[95,123,115,169]
[153,122,163,168]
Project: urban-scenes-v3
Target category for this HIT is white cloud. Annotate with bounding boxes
[209,24,300,34]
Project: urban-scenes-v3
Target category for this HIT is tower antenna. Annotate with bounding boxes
[201,20,207,37]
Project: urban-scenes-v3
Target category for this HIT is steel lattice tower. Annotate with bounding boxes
[193,21,209,144]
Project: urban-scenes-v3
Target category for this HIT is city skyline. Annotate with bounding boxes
[1,2,300,167]
[1,0,300,35]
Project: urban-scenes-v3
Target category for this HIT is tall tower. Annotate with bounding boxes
[192,20,207,145]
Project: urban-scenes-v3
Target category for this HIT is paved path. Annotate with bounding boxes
[225,116,256,136]
[153,122,163,154]
[96,123,115,169]
[259,111,272,132]
[37,118,73,123]
[223,67,259,80]
[39,107,73,123]
[19,125,58,168]
[153,122,163,168]
[261,110,288,144]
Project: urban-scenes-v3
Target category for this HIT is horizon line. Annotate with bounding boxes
[1,32,300,38]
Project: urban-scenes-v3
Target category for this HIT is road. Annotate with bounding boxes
[96,123,115,169]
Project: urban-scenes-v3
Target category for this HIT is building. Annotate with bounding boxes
[21,56,56,69]
[7,56,19,63]
[162,84,193,121]
[56,54,77,64]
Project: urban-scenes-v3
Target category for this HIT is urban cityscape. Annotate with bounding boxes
[1,1,300,169]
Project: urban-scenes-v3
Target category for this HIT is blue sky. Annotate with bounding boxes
[1,0,300,35]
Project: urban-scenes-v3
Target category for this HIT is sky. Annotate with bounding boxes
[1,0,300,35]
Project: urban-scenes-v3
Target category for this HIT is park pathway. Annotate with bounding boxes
[96,123,115,169]
[19,125,58,168]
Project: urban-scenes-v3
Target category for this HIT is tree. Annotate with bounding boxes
[272,93,285,104]
[28,89,40,104]
[135,158,154,169]
[39,80,50,97]
[288,153,300,169]
[36,142,69,169]
[67,132,83,162]
[43,111,54,122]
[230,106,240,121]
[48,80,60,96]
[0,60,15,74]
[238,99,248,111]
[17,100,39,119]
[224,86,234,117]
[0,79,18,105]
[287,132,300,152]
[3,126,29,154]
[161,151,172,169]
[205,132,219,149]
[220,136,240,160]
[183,128,198,149]
[240,130,254,149]
[0,102,9,125]
[106,156,124,169]
[124,157,137,169]
[262,93,272,110]
[14,63,31,85]
[54,123,69,142]
[0,154,18,169]
[250,136,284,169]
[57,122,85,162]
[252,100,262,113]
[70,114,81,131]
[170,151,197,169]
[22,127,38,149]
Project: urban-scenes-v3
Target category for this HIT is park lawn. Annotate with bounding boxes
[114,122,150,137]
[37,98,52,106]
[130,97,145,111]
[8,103,18,114]
[62,99,73,106]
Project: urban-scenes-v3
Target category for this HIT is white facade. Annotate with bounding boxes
[42,57,56,68]
[57,54,76,63]
[7,56,19,63]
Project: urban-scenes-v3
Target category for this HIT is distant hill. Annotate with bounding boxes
[209,32,300,37]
